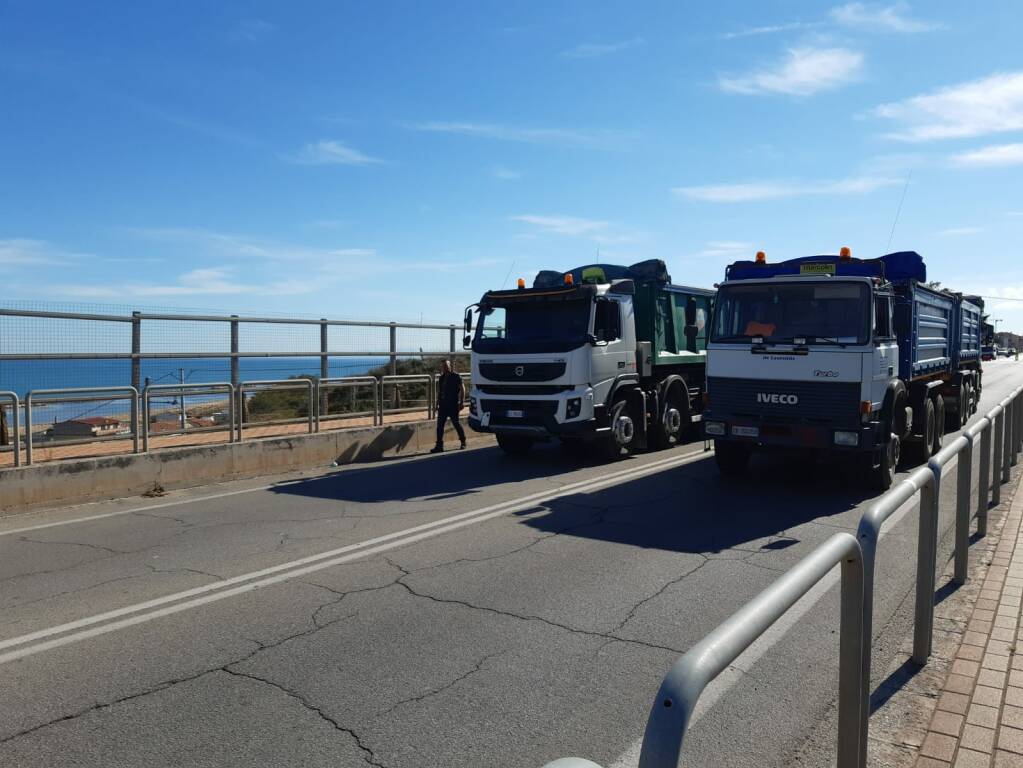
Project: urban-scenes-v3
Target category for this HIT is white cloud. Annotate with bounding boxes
[719,47,864,96]
[695,241,756,257]
[937,226,982,237]
[287,140,382,166]
[560,38,645,59]
[491,166,523,180]
[720,22,822,40]
[123,227,376,262]
[831,3,939,33]
[1006,211,1023,219]
[407,121,627,149]
[230,19,276,43]
[673,175,900,202]
[951,143,1023,168]
[48,267,283,299]
[0,238,79,267]
[510,215,609,237]
[874,72,1023,142]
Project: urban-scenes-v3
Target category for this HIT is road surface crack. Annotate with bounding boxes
[221,668,387,767]
[612,557,711,634]
[376,649,508,716]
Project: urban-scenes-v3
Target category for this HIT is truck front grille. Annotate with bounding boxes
[708,377,860,425]
[478,362,566,382]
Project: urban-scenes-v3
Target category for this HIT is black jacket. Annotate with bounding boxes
[437,372,464,409]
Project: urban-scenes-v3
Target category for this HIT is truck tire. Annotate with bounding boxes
[960,382,973,428]
[947,387,966,432]
[864,428,899,492]
[932,394,945,455]
[496,434,534,455]
[651,383,687,449]
[905,397,935,466]
[599,398,636,460]
[714,441,750,476]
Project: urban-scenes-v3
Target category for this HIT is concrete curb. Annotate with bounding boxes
[0,420,491,514]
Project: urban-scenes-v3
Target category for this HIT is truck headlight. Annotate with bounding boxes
[833,431,859,447]
[566,397,582,419]
[704,421,725,436]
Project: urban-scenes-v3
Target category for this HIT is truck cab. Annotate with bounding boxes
[465,261,713,458]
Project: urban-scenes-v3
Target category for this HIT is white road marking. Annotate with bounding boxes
[0,448,712,665]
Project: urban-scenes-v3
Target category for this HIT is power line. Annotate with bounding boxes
[886,171,912,252]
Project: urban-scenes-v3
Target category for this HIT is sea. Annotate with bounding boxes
[0,356,389,426]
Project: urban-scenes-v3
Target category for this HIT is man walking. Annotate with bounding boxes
[431,359,466,453]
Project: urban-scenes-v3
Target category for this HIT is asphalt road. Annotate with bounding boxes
[2,359,1022,768]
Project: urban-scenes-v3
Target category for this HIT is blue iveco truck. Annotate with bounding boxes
[703,249,983,490]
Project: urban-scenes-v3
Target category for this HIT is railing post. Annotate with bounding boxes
[449,325,456,354]
[913,470,940,664]
[131,311,141,445]
[1010,397,1018,467]
[993,409,1004,505]
[389,322,397,376]
[319,319,329,425]
[231,315,241,440]
[1003,401,1012,482]
[24,395,33,466]
[979,423,991,536]
[838,547,866,768]
[954,437,973,584]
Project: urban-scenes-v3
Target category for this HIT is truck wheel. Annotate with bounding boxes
[947,388,965,432]
[959,383,972,428]
[496,434,534,455]
[600,398,635,460]
[652,385,687,449]
[714,440,750,476]
[864,430,899,492]
[932,394,945,455]
[905,397,935,466]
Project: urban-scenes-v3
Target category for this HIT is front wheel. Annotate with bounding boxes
[714,440,751,476]
[864,431,900,492]
[599,398,636,460]
[496,434,534,455]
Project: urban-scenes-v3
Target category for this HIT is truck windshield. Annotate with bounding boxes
[473,299,591,353]
[711,281,870,345]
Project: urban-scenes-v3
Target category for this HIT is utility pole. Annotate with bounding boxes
[179,368,186,430]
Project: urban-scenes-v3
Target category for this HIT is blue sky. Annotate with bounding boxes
[2,1,1022,329]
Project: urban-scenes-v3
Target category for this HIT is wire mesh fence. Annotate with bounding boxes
[0,301,470,466]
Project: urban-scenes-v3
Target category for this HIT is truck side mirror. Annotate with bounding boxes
[463,334,472,349]
[463,308,472,334]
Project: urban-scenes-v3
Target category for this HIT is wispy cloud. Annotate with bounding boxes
[831,3,939,33]
[511,215,609,237]
[0,238,81,267]
[719,47,864,96]
[229,19,276,44]
[672,175,900,202]
[720,22,822,40]
[1006,211,1023,219]
[47,267,298,299]
[287,140,382,166]
[123,227,377,263]
[491,166,523,180]
[951,143,1023,168]
[560,38,645,59]
[694,241,756,258]
[937,226,983,237]
[874,72,1023,142]
[407,121,628,149]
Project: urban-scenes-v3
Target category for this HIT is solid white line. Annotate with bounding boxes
[0,448,711,664]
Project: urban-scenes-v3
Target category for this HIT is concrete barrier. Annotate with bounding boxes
[0,418,491,514]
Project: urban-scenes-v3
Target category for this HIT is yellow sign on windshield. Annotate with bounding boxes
[800,263,835,275]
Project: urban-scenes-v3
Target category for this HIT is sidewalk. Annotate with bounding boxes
[912,482,1023,766]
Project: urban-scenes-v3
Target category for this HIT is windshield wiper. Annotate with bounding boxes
[811,336,849,347]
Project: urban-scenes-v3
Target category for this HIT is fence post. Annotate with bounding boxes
[1003,400,1012,482]
[319,319,329,425]
[1010,397,1018,467]
[231,315,241,440]
[24,396,33,466]
[993,409,1004,505]
[389,322,397,376]
[979,423,991,536]
[954,437,973,584]
[449,325,456,354]
[131,311,141,443]
[913,470,940,664]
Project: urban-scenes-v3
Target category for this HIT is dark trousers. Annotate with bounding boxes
[436,405,466,446]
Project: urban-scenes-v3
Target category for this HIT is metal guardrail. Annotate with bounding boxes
[545,383,1023,768]
[142,382,236,452]
[0,392,21,467]
[25,386,140,464]
[379,374,435,423]
[318,376,380,428]
[236,378,316,441]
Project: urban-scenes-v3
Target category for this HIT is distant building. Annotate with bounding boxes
[51,416,123,438]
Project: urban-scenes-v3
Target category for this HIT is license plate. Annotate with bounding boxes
[506,409,524,418]
[732,425,759,438]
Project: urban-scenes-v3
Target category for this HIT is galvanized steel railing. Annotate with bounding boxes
[142,382,236,452]
[236,378,316,441]
[0,392,21,467]
[25,386,141,464]
[544,382,1023,768]
[318,376,381,428]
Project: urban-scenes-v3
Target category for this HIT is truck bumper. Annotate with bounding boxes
[468,415,598,438]
[701,412,878,453]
